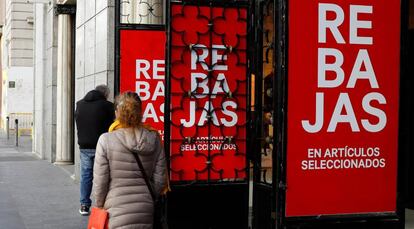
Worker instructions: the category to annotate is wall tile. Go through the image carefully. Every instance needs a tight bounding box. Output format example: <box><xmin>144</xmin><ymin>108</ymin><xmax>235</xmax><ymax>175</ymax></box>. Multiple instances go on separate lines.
<box><xmin>84</xmin><ymin>75</ymin><xmax>95</xmax><ymax>92</ymax></box>
<box><xmin>96</xmin><ymin>0</ymin><xmax>106</xmax><ymax>13</ymax></box>
<box><xmin>95</xmin><ymin>40</ymin><xmax>108</xmax><ymax>73</ymax></box>
<box><xmin>95</xmin><ymin>8</ymin><xmax>108</xmax><ymax>44</ymax></box>
<box><xmin>76</xmin><ymin>0</ymin><xmax>85</xmax><ymax>28</ymax></box>
<box><xmin>75</xmin><ymin>25</ymin><xmax>85</xmax><ymax>79</ymax></box>
<box><xmin>85</xmin><ymin>0</ymin><xmax>96</xmax><ymax>22</ymax></box>
<box><xmin>95</xmin><ymin>71</ymin><xmax>107</xmax><ymax>86</ymax></box>
<box><xmin>75</xmin><ymin>78</ymin><xmax>85</xmax><ymax>102</ymax></box>
<box><xmin>84</xmin><ymin>18</ymin><xmax>96</xmax><ymax>77</ymax></box>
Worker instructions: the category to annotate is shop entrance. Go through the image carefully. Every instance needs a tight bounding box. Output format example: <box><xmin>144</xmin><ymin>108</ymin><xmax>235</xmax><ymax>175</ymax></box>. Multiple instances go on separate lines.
<box><xmin>165</xmin><ymin>2</ymin><xmax>251</xmax><ymax>228</ymax></box>
<box><xmin>115</xmin><ymin>0</ymin><xmax>407</xmax><ymax>228</ymax></box>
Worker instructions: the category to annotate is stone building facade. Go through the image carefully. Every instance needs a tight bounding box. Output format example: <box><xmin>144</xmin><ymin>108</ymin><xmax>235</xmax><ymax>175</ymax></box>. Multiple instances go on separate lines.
<box><xmin>1</xmin><ymin>0</ymin><xmax>34</xmax><ymax>130</ymax></box>
<box><xmin>33</xmin><ymin>1</ymin><xmax>58</xmax><ymax>162</ymax></box>
<box><xmin>32</xmin><ymin>0</ymin><xmax>115</xmax><ymax>179</ymax></box>
<box><xmin>73</xmin><ymin>0</ymin><xmax>115</xmax><ymax>178</ymax></box>
<box><xmin>31</xmin><ymin>0</ymin><xmax>167</xmax><ymax>180</ymax></box>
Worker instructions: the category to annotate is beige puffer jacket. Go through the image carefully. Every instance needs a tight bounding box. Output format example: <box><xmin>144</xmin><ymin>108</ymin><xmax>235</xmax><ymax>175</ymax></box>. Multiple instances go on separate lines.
<box><xmin>93</xmin><ymin>127</ymin><xmax>166</xmax><ymax>229</ymax></box>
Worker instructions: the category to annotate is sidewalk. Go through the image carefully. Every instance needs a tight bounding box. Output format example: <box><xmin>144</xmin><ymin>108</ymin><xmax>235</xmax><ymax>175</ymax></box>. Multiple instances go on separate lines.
<box><xmin>0</xmin><ymin>133</ymin><xmax>88</xmax><ymax>229</ymax></box>
<box><xmin>0</xmin><ymin>131</ymin><xmax>413</xmax><ymax>229</ymax></box>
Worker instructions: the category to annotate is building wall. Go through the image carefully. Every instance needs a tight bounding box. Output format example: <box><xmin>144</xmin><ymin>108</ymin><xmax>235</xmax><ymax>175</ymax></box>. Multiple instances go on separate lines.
<box><xmin>4</xmin><ymin>0</ymin><xmax>34</xmax><ymax>67</ymax></box>
<box><xmin>74</xmin><ymin>0</ymin><xmax>115</xmax><ymax>179</ymax></box>
<box><xmin>75</xmin><ymin>0</ymin><xmax>115</xmax><ymax>99</ymax></box>
<box><xmin>0</xmin><ymin>0</ymin><xmax>4</xmax><ymax>120</ymax></box>
<box><xmin>1</xmin><ymin>0</ymin><xmax>34</xmax><ymax>130</ymax></box>
<box><xmin>32</xmin><ymin>0</ymin><xmax>115</xmax><ymax>175</ymax></box>
<box><xmin>2</xmin><ymin>67</ymin><xmax>33</xmax><ymax>112</ymax></box>
<box><xmin>33</xmin><ymin>2</ymin><xmax>57</xmax><ymax>161</ymax></box>
<box><xmin>0</xmin><ymin>40</ymin><xmax>2</xmax><ymax>120</ymax></box>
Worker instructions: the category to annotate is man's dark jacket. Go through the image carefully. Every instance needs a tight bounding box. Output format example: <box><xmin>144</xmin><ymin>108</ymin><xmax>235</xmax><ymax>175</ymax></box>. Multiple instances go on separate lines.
<box><xmin>75</xmin><ymin>90</ymin><xmax>115</xmax><ymax>149</ymax></box>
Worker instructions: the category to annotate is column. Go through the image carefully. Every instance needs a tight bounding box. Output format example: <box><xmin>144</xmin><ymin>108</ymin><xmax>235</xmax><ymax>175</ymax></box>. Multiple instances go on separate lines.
<box><xmin>55</xmin><ymin>13</ymin><xmax>73</xmax><ymax>165</ymax></box>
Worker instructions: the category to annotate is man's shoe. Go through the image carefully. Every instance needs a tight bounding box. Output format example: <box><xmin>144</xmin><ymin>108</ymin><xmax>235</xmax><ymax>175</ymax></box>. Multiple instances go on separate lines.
<box><xmin>79</xmin><ymin>205</ymin><xmax>90</xmax><ymax>216</ymax></box>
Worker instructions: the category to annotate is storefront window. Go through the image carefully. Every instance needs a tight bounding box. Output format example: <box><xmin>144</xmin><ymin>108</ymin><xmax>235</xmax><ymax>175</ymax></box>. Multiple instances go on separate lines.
<box><xmin>120</xmin><ymin>0</ymin><xmax>164</xmax><ymax>25</ymax></box>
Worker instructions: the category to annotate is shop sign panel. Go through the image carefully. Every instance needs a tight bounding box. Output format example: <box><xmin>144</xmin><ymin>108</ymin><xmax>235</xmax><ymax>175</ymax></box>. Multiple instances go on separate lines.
<box><xmin>170</xmin><ymin>4</ymin><xmax>248</xmax><ymax>182</ymax></box>
<box><xmin>287</xmin><ymin>0</ymin><xmax>401</xmax><ymax>216</ymax></box>
<box><xmin>120</xmin><ymin>30</ymin><xmax>166</xmax><ymax>140</ymax></box>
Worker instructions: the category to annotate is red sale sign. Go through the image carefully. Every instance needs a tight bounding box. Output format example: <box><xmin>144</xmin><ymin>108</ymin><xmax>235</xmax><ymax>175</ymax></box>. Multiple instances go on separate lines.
<box><xmin>286</xmin><ymin>0</ymin><xmax>401</xmax><ymax>216</ymax></box>
<box><xmin>169</xmin><ymin>4</ymin><xmax>248</xmax><ymax>182</ymax></box>
<box><xmin>120</xmin><ymin>30</ymin><xmax>166</xmax><ymax>140</ymax></box>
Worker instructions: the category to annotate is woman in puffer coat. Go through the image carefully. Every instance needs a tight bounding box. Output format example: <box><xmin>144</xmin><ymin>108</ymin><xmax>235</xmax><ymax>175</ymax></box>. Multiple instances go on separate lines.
<box><xmin>93</xmin><ymin>92</ymin><xmax>167</xmax><ymax>229</ymax></box>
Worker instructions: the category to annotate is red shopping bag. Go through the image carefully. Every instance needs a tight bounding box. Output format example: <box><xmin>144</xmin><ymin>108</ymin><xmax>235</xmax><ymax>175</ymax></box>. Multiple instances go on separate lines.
<box><xmin>87</xmin><ymin>207</ymin><xmax>108</xmax><ymax>229</ymax></box>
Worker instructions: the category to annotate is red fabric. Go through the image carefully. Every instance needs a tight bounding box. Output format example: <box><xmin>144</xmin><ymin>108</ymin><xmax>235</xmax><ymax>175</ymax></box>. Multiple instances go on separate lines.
<box><xmin>87</xmin><ymin>207</ymin><xmax>108</xmax><ymax>229</ymax></box>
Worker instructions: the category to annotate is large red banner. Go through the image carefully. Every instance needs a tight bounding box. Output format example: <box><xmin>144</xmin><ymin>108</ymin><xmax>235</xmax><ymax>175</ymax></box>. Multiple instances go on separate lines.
<box><xmin>286</xmin><ymin>0</ymin><xmax>401</xmax><ymax>216</ymax></box>
<box><xmin>120</xmin><ymin>30</ymin><xmax>166</xmax><ymax>140</ymax></box>
<box><xmin>169</xmin><ymin>4</ymin><xmax>248</xmax><ymax>182</ymax></box>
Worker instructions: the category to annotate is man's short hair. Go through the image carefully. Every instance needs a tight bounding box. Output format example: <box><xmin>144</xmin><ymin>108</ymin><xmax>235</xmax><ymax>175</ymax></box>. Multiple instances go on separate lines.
<box><xmin>95</xmin><ymin>85</ymin><xmax>110</xmax><ymax>99</ymax></box>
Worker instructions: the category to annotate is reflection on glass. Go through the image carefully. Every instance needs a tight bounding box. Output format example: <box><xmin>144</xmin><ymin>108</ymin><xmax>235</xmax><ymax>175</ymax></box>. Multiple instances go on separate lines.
<box><xmin>260</xmin><ymin>1</ymin><xmax>274</xmax><ymax>184</ymax></box>
<box><xmin>120</xmin><ymin>0</ymin><xmax>164</xmax><ymax>24</ymax></box>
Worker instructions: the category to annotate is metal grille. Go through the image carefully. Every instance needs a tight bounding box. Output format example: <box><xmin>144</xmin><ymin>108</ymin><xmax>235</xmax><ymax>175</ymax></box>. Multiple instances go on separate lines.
<box><xmin>168</xmin><ymin>2</ymin><xmax>250</xmax><ymax>183</ymax></box>
<box><xmin>120</xmin><ymin>0</ymin><xmax>164</xmax><ymax>24</ymax></box>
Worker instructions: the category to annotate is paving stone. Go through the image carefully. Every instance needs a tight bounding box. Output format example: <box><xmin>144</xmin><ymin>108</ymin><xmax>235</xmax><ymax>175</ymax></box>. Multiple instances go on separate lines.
<box><xmin>0</xmin><ymin>133</ymin><xmax>88</xmax><ymax>229</ymax></box>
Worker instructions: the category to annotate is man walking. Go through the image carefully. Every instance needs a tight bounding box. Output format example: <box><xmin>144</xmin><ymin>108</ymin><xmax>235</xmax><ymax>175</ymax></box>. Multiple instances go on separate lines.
<box><xmin>75</xmin><ymin>85</ymin><xmax>115</xmax><ymax>215</ymax></box>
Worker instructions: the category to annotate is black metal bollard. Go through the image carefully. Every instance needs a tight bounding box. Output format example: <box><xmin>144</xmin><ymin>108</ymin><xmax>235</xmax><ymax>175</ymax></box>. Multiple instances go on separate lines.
<box><xmin>15</xmin><ymin>119</ymin><xmax>18</xmax><ymax>147</ymax></box>
<box><xmin>6</xmin><ymin>116</ymin><xmax>9</xmax><ymax>140</ymax></box>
